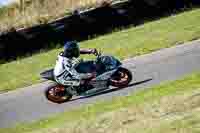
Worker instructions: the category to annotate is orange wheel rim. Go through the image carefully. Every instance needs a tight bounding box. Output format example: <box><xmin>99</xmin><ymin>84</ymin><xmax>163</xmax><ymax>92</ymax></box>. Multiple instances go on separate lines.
<box><xmin>47</xmin><ymin>86</ymin><xmax>69</xmax><ymax>102</ymax></box>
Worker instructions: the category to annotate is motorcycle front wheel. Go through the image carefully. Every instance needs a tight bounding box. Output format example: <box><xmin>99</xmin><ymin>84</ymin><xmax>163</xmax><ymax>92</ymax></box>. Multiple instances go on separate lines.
<box><xmin>110</xmin><ymin>67</ymin><xmax>132</xmax><ymax>88</ymax></box>
<box><xmin>45</xmin><ymin>83</ymin><xmax>72</xmax><ymax>104</ymax></box>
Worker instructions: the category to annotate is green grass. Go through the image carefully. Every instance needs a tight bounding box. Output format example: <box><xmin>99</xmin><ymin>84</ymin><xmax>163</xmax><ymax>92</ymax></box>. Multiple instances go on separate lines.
<box><xmin>1</xmin><ymin>8</ymin><xmax>200</xmax><ymax>92</ymax></box>
<box><xmin>1</xmin><ymin>71</ymin><xmax>200</xmax><ymax>133</ymax></box>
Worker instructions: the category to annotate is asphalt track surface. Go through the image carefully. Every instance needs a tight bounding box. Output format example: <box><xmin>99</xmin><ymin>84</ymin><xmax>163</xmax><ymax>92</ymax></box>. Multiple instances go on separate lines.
<box><xmin>0</xmin><ymin>40</ymin><xmax>200</xmax><ymax>128</ymax></box>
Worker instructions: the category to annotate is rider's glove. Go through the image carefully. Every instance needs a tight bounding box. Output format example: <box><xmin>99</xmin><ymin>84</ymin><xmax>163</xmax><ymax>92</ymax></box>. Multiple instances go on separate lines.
<box><xmin>92</xmin><ymin>49</ymin><xmax>98</xmax><ymax>56</ymax></box>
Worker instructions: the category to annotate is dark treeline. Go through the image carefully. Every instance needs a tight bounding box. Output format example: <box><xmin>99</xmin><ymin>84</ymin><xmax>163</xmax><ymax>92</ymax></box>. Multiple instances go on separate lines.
<box><xmin>0</xmin><ymin>0</ymin><xmax>199</xmax><ymax>63</ymax></box>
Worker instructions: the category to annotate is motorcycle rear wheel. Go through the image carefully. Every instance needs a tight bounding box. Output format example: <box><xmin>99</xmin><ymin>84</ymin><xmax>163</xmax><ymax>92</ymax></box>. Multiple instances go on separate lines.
<box><xmin>45</xmin><ymin>83</ymin><xmax>72</xmax><ymax>104</ymax></box>
<box><xmin>110</xmin><ymin>67</ymin><xmax>132</xmax><ymax>88</ymax></box>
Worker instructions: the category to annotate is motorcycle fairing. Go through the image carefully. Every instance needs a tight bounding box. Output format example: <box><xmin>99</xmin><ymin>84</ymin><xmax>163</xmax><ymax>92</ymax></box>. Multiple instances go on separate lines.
<box><xmin>97</xmin><ymin>56</ymin><xmax>122</xmax><ymax>71</ymax></box>
<box><xmin>95</xmin><ymin>69</ymin><xmax>118</xmax><ymax>81</ymax></box>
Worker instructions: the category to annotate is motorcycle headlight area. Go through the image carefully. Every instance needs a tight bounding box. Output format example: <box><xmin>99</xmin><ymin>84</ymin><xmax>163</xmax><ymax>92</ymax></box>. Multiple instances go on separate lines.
<box><xmin>99</xmin><ymin>56</ymin><xmax>118</xmax><ymax>70</ymax></box>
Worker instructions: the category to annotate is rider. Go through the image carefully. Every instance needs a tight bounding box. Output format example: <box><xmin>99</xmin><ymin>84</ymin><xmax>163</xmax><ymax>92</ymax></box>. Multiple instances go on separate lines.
<box><xmin>54</xmin><ymin>41</ymin><xmax>98</xmax><ymax>89</ymax></box>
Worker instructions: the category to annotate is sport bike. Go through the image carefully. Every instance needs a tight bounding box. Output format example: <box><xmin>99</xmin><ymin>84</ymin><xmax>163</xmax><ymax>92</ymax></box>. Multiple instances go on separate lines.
<box><xmin>40</xmin><ymin>51</ymin><xmax>132</xmax><ymax>103</ymax></box>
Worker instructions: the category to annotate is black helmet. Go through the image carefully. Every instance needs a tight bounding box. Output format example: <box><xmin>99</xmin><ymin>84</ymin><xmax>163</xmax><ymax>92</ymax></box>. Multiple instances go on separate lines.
<box><xmin>63</xmin><ymin>41</ymin><xmax>80</xmax><ymax>58</ymax></box>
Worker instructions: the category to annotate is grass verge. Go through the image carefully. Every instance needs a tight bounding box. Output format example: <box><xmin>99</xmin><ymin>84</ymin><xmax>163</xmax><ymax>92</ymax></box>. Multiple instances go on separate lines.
<box><xmin>1</xmin><ymin>72</ymin><xmax>200</xmax><ymax>133</ymax></box>
<box><xmin>0</xmin><ymin>8</ymin><xmax>200</xmax><ymax>92</ymax></box>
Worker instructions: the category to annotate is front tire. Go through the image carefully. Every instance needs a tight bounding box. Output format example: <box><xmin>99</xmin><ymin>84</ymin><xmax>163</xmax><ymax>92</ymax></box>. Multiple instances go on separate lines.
<box><xmin>110</xmin><ymin>67</ymin><xmax>132</xmax><ymax>88</ymax></box>
<box><xmin>45</xmin><ymin>83</ymin><xmax>72</xmax><ymax>104</ymax></box>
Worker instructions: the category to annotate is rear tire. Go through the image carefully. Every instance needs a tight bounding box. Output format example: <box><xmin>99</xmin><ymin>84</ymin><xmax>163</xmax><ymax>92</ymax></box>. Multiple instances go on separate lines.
<box><xmin>45</xmin><ymin>83</ymin><xmax>72</xmax><ymax>104</ymax></box>
<box><xmin>110</xmin><ymin>67</ymin><xmax>132</xmax><ymax>88</ymax></box>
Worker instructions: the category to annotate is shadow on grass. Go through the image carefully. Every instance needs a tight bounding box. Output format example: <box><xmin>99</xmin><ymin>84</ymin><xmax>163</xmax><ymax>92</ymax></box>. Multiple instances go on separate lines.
<box><xmin>70</xmin><ymin>78</ymin><xmax>153</xmax><ymax>102</ymax></box>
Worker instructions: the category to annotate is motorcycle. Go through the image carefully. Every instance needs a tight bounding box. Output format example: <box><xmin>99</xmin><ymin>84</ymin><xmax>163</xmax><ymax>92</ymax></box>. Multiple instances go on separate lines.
<box><xmin>40</xmin><ymin>51</ymin><xmax>132</xmax><ymax>103</ymax></box>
